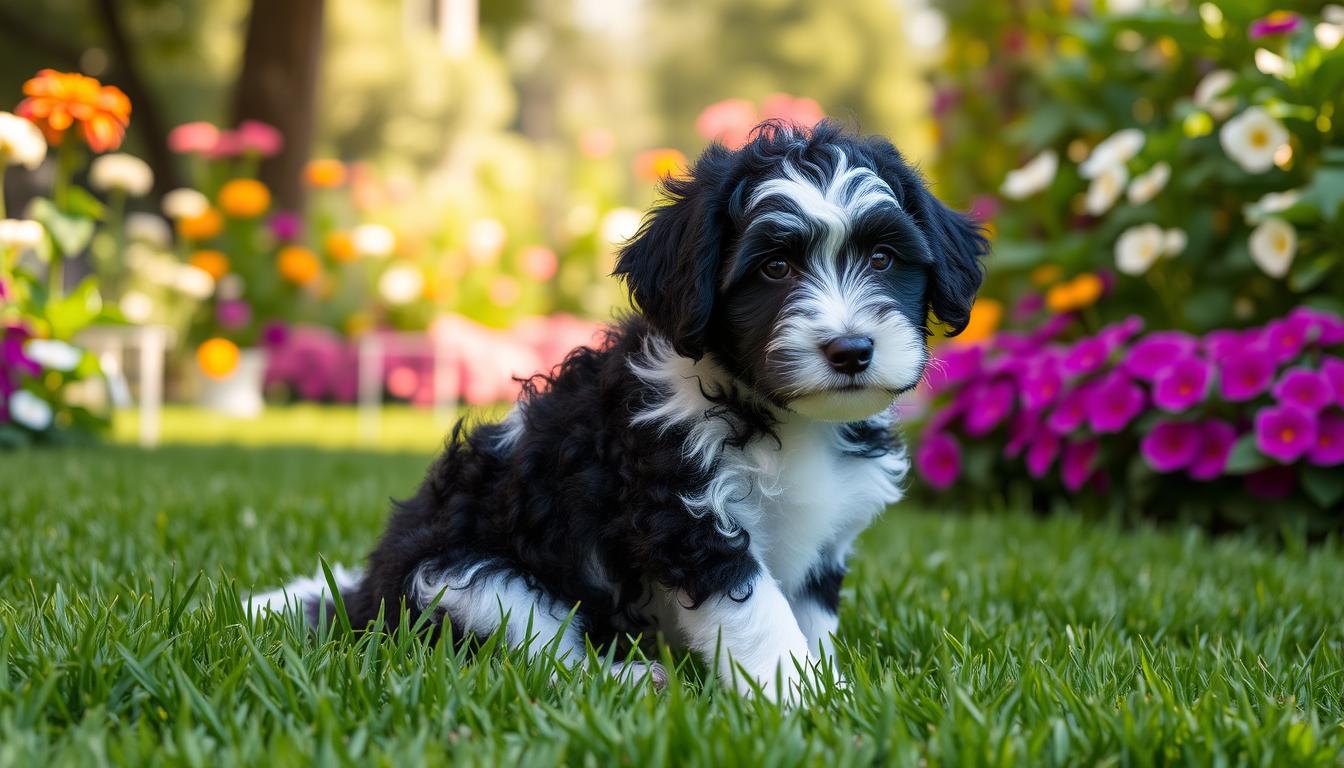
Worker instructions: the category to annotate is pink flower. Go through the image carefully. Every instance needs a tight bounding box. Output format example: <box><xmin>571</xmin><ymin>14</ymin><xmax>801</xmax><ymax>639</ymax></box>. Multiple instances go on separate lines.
<box><xmin>268</xmin><ymin>211</ymin><xmax>302</xmax><ymax>242</ymax></box>
<box><xmin>1061</xmin><ymin>439</ymin><xmax>1099</xmax><ymax>491</ymax></box>
<box><xmin>1188</xmin><ymin>420</ymin><xmax>1238</xmax><ymax>480</ymax></box>
<box><xmin>1203</xmin><ymin>329</ymin><xmax>1259</xmax><ymax>361</ymax></box>
<box><xmin>519</xmin><ymin>246</ymin><xmax>558</xmax><ymax>281</ymax></box>
<box><xmin>1245</xmin><ymin>466</ymin><xmax>1296</xmax><ymax>499</ymax></box>
<box><xmin>968</xmin><ymin>195</ymin><xmax>999</xmax><ymax>223</ymax></box>
<box><xmin>1288</xmin><ymin>306</ymin><xmax>1344</xmax><ymax>346</ymax></box>
<box><xmin>694</xmin><ymin>99</ymin><xmax>759</xmax><ymax>149</ymax></box>
<box><xmin>1021</xmin><ymin>361</ymin><xmax>1063</xmax><ymax>410</ymax></box>
<box><xmin>1003</xmin><ymin>408</ymin><xmax>1040</xmax><ymax>458</ymax></box>
<box><xmin>1141</xmin><ymin>421</ymin><xmax>1202</xmax><ymax>473</ymax></box>
<box><xmin>168</xmin><ymin>121</ymin><xmax>220</xmax><ymax>154</ymax></box>
<box><xmin>1061</xmin><ymin>337</ymin><xmax>1108</xmax><ymax>377</ymax></box>
<box><xmin>207</xmin><ymin>130</ymin><xmax>242</xmax><ymax>159</ymax></box>
<box><xmin>1025</xmin><ymin>429</ymin><xmax>1060</xmax><ymax>478</ymax></box>
<box><xmin>1264</xmin><ymin>316</ymin><xmax>1311</xmax><ymax>364</ymax></box>
<box><xmin>1322</xmin><ymin>357</ymin><xmax>1344</xmax><ymax>408</ymax></box>
<box><xmin>1272</xmin><ymin>368</ymin><xmax>1333</xmax><ymax>412</ymax></box>
<box><xmin>760</xmin><ymin>93</ymin><xmax>825</xmax><ymax>130</ymax></box>
<box><xmin>1308</xmin><ymin>411</ymin><xmax>1344</xmax><ymax>466</ymax></box>
<box><xmin>216</xmin><ymin>300</ymin><xmax>252</xmax><ymax>330</ymax></box>
<box><xmin>1123</xmin><ymin>331</ymin><xmax>1198</xmax><ymax>381</ymax></box>
<box><xmin>963</xmin><ymin>379</ymin><xmax>1015</xmax><ymax>436</ymax></box>
<box><xmin>916</xmin><ymin>433</ymin><xmax>961</xmax><ymax>490</ymax></box>
<box><xmin>925</xmin><ymin>345</ymin><xmax>983</xmax><ymax>393</ymax></box>
<box><xmin>1249</xmin><ymin>11</ymin><xmax>1302</xmax><ymax>39</ymax></box>
<box><xmin>1254</xmin><ymin>404</ymin><xmax>1317</xmax><ymax>463</ymax></box>
<box><xmin>1047</xmin><ymin>383</ymin><xmax>1091</xmax><ymax>434</ymax></box>
<box><xmin>1087</xmin><ymin>373</ymin><xmax>1145</xmax><ymax>433</ymax></box>
<box><xmin>1218</xmin><ymin>350</ymin><xmax>1275</xmax><ymax>402</ymax></box>
<box><xmin>1152</xmin><ymin>356</ymin><xmax>1211</xmax><ymax>412</ymax></box>
<box><xmin>1096</xmin><ymin>315</ymin><xmax>1144</xmax><ymax>351</ymax></box>
<box><xmin>237</xmin><ymin>120</ymin><xmax>283</xmax><ymax>157</ymax></box>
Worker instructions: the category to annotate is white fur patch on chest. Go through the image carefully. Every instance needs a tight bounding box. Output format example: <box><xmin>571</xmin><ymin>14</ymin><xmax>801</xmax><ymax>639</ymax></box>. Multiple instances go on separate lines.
<box><xmin>629</xmin><ymin>335</ymin><xmax>907</xmax><ymax>592</ymax></box>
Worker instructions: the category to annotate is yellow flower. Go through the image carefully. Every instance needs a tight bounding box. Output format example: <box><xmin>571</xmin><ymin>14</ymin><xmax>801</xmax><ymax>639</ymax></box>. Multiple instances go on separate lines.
<box><xmin>1045</xmin><ymin>274</ymin><xmax>1104</xmax><ymax>313</ymax></box>
<box><xmin>1030</xmin><ymin>264</ymin><xmax>1062</xmax><ymax>287</ymax></box>
<box><xmin>218</xmin><ymin>178</ymin><xmax>271</xmax><ymax>218</ymax></box>
<box><xmin>324</xmin><ymin>230</ymin><xmax>357</xmax><ymax>263</ymax></box>
<box><xmin>189</xmin><ymin>249</ymin><xmax>230</xmax><ymax>280</ymax></box>
<box><xmin>177</xmin><ymin>207</ymin><xmax>223</xmax><ymax>241</ymax></box>
<box><xmin>304</xmin><ymin>159</ymin><xmax>347</xmax><ymax>188</ymax></box>
<box><xmin>277</xmin><ymin>244</ymin><xmax>321</xmax><ymax>285</ymax></box>
<box><xmin>197</xmin><ymin>338</ymin><xmax>240</xmax><ymax>379</ymax></box>
<box><xmin>634</xmin><ymin>148</ymin><xmax>687</xmax><ymax>181</ymax></box>
<box><xmin>953</xmin><ymin>299</ymin><xmax>1003</xmax><ymax>345</ymax></box>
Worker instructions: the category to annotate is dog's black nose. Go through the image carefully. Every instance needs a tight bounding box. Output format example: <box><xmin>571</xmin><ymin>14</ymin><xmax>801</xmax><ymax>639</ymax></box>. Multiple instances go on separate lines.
<box><xmin>822</xmin><ymin>336</ymin><xmax>873</xmax><ymax>375</ymax></box>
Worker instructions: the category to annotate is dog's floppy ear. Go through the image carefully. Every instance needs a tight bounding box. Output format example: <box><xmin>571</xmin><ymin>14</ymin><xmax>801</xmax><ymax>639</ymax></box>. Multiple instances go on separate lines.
<box><xmin>868</xmin><ymin>140</ymin><xmax>989</xmax><ymax>336</ymax></box>
<box><xmin>613</xmin><ymin>145</ymin><xmax>733</xmax><ymax>359</ymax></box>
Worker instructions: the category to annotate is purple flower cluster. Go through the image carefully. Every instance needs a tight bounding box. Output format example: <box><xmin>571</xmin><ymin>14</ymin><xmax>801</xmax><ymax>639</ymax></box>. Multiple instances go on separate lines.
<box><xmin>1</xmin><ymin>323</ymin><xmax>40</xmax><ymax>424</ymax></box>
<box><xmin>916</xmin><ymin>307</ymin><xmax>1344</xmax><ymax>503</ymax></box>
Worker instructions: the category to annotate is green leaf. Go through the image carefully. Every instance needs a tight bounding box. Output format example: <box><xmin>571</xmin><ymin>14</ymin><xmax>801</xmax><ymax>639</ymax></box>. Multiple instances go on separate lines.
<box><xmin>1288</xmin><ymin>254</ymin><xmax>1337</xmax><ymax>293</ymax></box>
<box><xmin>1223</xmin><ymin>435</ymin><xmax>1269</xmax><ymax>475</ymax></box>
<box><xmin>1301</xmin><ymin>466</ymin><xmax>1344</xmax><ymax>509</ymax></box>
<box><xmin>44</xmin><ymin>277</ymin><xmax>103</xmax><ymax>340</ymax></box>
<box><xmin>1299</xmin><ymin>166</ymin><xmax>1344</xmax><ymax>223</ymax></box>
<box><xmin>63</xmin><ymin>186</ymin><xmax>105</xmax><ymax>220</ymax></box>
<box><xmin>29</xmin><ymin>198</ymin><xmax>96</xmax><ymax>258</ymax></box>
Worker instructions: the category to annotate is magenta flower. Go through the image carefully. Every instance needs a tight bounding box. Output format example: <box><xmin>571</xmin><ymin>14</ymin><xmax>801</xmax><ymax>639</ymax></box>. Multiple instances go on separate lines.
<box><xmin>1254</xmin><ymin>404</ymin><xmax>1317</xmax><ymax>463</ymax></box>
<box><xmin>237</xmin><ymin>120</ymin><xmax>284</xmax><ymax>157</ymax></box>
<box><xmin>1047</xmin><ymin>383</ymin><xmax>1091</xmax><ymax>434</ymax></box>
<box><xmin>964</xmin><ymin>380</ymin><xmax>1016</xmax><ymax>436</ymax></box>
<box><xmin>1188</xmin><ymin>420</ymin><xmax>1238</xmax><ymax>480</ymax></box>
<box><xmin>1309</xmin><ymin>411</ymin><xmax>1344</xmax><ymax>466</ymax></box>
<box><xmin>1096</xmin><ymin>315</ymin><xmax>1144</xmax><ymax>351</ymax></box>
<box><xmin>1245</xmin><ymin>466</ymin><xmax>1296</xmax><ymax>500</ymax></box>
<box><xmin>1123</xmin><ymin>331</ymin><xmax>1198</xmax><ymax>381</ymax></box>
<box><xmin>1203</xmin><ymin>329</ymin><xmax>1250</xmax><ymax>361</ymax></box>
<box><xmin>1152</xmin><ymin>356</ymin><xmax>1211</xmax><ymax>412</ymax></box>
<box><xmin>261</xmin><ymin>321</ymin><xmax>290</xmax><ymax>347</ymax></box>
<box><xmin>1025</xmin><ymin>429</ymin><xmax>1061</xmax><ymax>478</ymax></box>
<box><xmin>1249</xmin><ymin>11</ymin><xmax>1302</xmax><ymax>39</ymax></box>
<box><xmin>1141</xmin><ymin>421</ymin><xmax>1202</xmax><ymax>473</ymax></box>
<box><xmin>1021</xmin><ymin>362</ymin><xmax>1063</xmax><ymax>410</ymax></box>
<box><xmin>1087</xmin><ymin>373</ymin><xmax>1145</xmax><ymax>434</ymax></box>
<box><xmin>1218</xmin><ymin>350</ymin><xmax>1275</xmax><ymax>402</ymax></box>
<box><xmin>916</xmin><ymin>433</ymin><xmax>961</xmax><ymax>490</ymax></box>
<box><xmin>1264</xmin><ymin>316</ymin><xmax>1311</xmax><ymax>364</ymax></box>
<box><xmin>1323</xmin><ymin>357</ymin><xmax>1344</xmax><ymax>408</ymax></box>
<box><xmin>1061</xmin><ymin>337</ymin><xmax>1108</xmax><ymax>377</ymax></box>
<box><xmin>269</xmin><ymin>211</ymin><xmax>302</xmax><ymax>242</ymax></box>
<box><xmin>1272</xmin><ymin>368</ymin><xmax>1333</xmax><ymax>412</ymax></box>
<box><xmin>1003</xmin><ymin>408</ymin><xmax>1040</xmax><ymax>458</ymax></box>
<box><xmin>216</xmin><ymin>300</ymin><xmax>252</xmax><ymax>330</ymax></box>
<box><xmin>1287</xmin><ymin>306</ymin><xmax>1344</xmax><ymax>346</ymax></box>
<box><xmin>1060</xmin><ymin>439</ymin><xmax>1099</xmax><ymax>492</ymax></box>
<box><xmin>925</xmin><ymin>345</ymin><xmax>983</xmax><ymax>393</ymax></box>
<box><xmin>968</xmin><ymin>195</ymin><xmax>999</xmax><ymax>223</ymax></box>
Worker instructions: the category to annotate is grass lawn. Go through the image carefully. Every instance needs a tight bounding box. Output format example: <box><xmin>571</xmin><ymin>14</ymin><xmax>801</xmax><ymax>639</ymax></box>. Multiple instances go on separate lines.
<box><xmin>3</xmin><ymin>415</ymin><xmax>1344</xmax><ymax>765</ymax></box>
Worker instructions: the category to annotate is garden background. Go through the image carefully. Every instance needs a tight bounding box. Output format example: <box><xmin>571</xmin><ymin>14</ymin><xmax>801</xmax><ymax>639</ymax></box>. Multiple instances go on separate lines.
<box><xmin>3</xmin><ymin>0</ymin><xmax>1344</xmax><ymax>764</ymax></box>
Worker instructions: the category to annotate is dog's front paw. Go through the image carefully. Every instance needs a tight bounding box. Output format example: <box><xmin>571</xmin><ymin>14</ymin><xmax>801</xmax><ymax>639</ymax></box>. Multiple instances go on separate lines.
<box><xmin>734</xmin><ymin>654</ymin><xmax>820</xmax><ymax>705</ymax></box>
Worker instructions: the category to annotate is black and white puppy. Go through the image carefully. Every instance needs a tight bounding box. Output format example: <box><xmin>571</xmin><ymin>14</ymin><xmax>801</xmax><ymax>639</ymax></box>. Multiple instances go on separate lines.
<box><xmin>251</xmin><ymin>121</ymin><xmax>986</xmax><ymax>699</ymax></box>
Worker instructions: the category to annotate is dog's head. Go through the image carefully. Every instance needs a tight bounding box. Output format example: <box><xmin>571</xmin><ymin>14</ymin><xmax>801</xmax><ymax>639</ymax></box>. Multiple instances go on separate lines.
<box><xmin>615</xmin><ymin>121</ymin><xmax>988</xmax><ymax>422</ymax></box>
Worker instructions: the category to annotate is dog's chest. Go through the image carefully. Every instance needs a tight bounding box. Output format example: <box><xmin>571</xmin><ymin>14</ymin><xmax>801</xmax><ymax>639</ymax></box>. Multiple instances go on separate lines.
<box><xmin>724</xmin><ymin>419</ymin><xmax>904</xmax><ymax>593</ymax></box>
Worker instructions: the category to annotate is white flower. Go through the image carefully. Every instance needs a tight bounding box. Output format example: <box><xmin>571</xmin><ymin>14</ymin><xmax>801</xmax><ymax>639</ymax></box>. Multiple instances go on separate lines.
<box><xmin>89</xmin><ymin>153</ymin><xmax>154</xmax><ymax>196</ymax></box>
<box><xmin>601</xmin><ymin>207</ymin><xmax>643</xmax><ymax>245</ymax></box>
<box><xmin>1325</xmin><ymin>4</ymin><xmax>1344</xmax><ymax>25</ymax></box>
<box><xmin>161</xmin><ymin>188</ymin><xmax>209</xmax><ymax>220</ymax></box>
<box><xmin>0</xmin><ymin>112</ymin><xmax>46</xmax><ymax>170</ymax></box>
<box><xmin>1126</xmin><ymin>162</ymin><xmax>1170</xmax><ymax>205</ymax></box>
<box><xmin>119</xmin><ymin>291</ymin><xmax>154</xmax><ymax>323</ymax></box>
<box><xmin>1316</xmin><ymin>22</ymin><xmax>1344</xmax><ymax>49</ymax></box>
<box><xmin>1193</xmin><ymin>70</ymin><xmax>1237</xmax><ymax>120</ymax></box>
<box><xmin>173</xmin><ymin>264</ymin><xmax>215</xmax><ymax>299</ymax></box>
<box><xmin>1114</xmin><ymin>224</ymin><xmax>1165</xmax><ymax>275</ymax></box>
<box><xmin>378</xmin><ymin>263</ymin><xmax>424</xmax><ymax>305</ymax></box>
<box><xmin>1080</xmin><ymin>129</ymin><xmax>1145</xmax><ymax>179</ymax></box>
<box><xmin>24</xmin><ymin>339</ymin><xmax>83</xmax><ymax>371</ymax></box>
<box><xmin>352</xmin><ymin>224</ymin><xmax>395</xmax><ymax>258</ymax></box>
<box><xmin>1248</xmin><ymin>218</ymin><xmax>1296</xmax><ymax>278</ymax></box>
<box><xmin>1254</xmin><ymin>48</ymin><xmax>1288</xmax><ymax>77</ymax></box>
<box><xmin>8</xmin><ymin>390</ymin><xmax>53</xmax><ymax>431</ymax></box>
<box><xmin>1000</xmin><ymin>150</ymin><xmax>1059</xmax><ymax>199</ymax></box>
<box><xmin>0</xmin><ymin>218</ymin><xmax>44</xmax><ymax>250</ymax></box>
<box><xmin>126</xmin><ymin>213</ymin><xmax>171</xmax><ymax>247</ymax></box>
<box><xmin>1220</xmin><ymin>107</ymin><xmax>1289</xmax><ymax>173</ymax></box>
<box><xmin>1162</xmin><ymin>228</ymin><xmax>1187</xmax><ymax>257</ymax></box>
<box><xmin>466</xmin><ymin>218</ymin><xmax>507</xmax><ymax>264</ymax></box>
<box><xmin>1242</xmin><ymin>189</ymin><xmax>1301</xmax><ymax>224</ymax></box>
<box><xmin>1107</xmin><ymin>0</ymin><xmax>1146</xmax><ymax>15</ymax></box>
<box><xmin>1085</xmin><ymin>164</ymin><xmax>1128</xmax><ymax>215</ymax></box>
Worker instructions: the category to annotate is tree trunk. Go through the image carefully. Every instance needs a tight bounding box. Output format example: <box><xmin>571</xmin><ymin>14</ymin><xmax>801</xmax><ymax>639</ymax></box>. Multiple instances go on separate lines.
<box><xmin>231</xmin><ymin>0</ymin><xmax>325</xmax><ymax>213</ymax></box>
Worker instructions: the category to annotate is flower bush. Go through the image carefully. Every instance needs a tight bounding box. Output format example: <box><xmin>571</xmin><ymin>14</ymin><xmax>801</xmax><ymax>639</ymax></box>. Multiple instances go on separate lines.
<box><xmin>933</xmin><ymin>2</ymin><xmax>1344</xmax><ymax>332</ymax></box>
<box><xmin>916</xmin><ymin>306</ymin><xmax>1344</xmax><ymax>527</ymax></box>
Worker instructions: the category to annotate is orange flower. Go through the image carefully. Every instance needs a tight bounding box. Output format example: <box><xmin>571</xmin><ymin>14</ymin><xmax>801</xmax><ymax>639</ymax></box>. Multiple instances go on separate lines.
<box><xmin>1030</xmin><ymin>264</ymin><xmax>1063</xmax><ymax>287</ymax></box>
<box><xmin>277</xmin><ymin>245</ymin><xmax>321</xmax><ymax>285</ymax></box>
<box><xmin>197</xmin><ymin>338</ymin><xmax>240</xmax><ymax>379</ymax></box>
<box><xmin>1045</xmin><ymin>273</ymin><xmax>1105</xmax><ymax>313</ymax></box>
<box><xmin>15</xmin><ymin>69</ymin><xmax>131</xmax><ymax>152</ymax></box>
<box><xmin>324</xmin><ymin>230</ymin><xmax>357</xmax><ymax>262</ymax></box>
<box><xmin>177</xmin><ymin>207</ymin><xmax>223</xmax><ymax>241</ymax></box>
<box><xmin>305</xmin><ymin>159</ymin><xmax>347</xmax><ymax>188</ymax></box>
<box><xmin>634</xmin><ymin>148</ymin><xmax>688</xmax><ymax>181</ymax></box>
<box><xmin>218</xmin><ymin>178</ymin><xmax>271</xmax><ymax>218</ymax></box>
<box><xmin>189</xmin><ymin>249</ymin><xmax>230</xmax><ymax>280</ymax></box>
<box><xmin>953</xmin><ymin>298</ymin><xmax>1003</xmax><ymax>345</ymax></box>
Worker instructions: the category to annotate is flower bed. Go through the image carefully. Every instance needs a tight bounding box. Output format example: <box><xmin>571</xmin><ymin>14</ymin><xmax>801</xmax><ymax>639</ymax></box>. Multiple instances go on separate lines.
<box><xmin>916</xmin><ymin>307</ymin><xmax>1344</xmax><ymax>527</ymax></box>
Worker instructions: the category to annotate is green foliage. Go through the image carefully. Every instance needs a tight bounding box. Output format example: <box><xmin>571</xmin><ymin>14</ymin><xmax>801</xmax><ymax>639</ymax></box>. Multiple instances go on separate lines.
<box><xmin>2</xmin><ymin>441</ymin><xmax>1344</xmax><ymax>763</ymax></box>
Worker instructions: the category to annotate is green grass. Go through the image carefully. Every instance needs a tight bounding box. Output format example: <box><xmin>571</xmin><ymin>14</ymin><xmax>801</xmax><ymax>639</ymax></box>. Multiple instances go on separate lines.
<box><xmin>3</xmin><ymin>437</ymin><xmax>1344</xmax><ymax>765</ymax></box>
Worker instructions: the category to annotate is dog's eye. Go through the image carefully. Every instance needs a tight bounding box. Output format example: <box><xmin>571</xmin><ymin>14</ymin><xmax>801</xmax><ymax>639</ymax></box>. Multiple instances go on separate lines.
<box><xmin>869</xmin><ymin>247</ymin><xmax>895</xmax><ymax>272</ymax></box>
<box><xmin>761</xmin><ymin>258</ymin><xmax>793</xmax><ymax>281</ymax></box>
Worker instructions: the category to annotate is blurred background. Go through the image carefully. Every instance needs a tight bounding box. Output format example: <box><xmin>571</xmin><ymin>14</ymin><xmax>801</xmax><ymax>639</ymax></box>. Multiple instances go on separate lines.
<box><xmin>2</xmin><ymin>0</ymin><xmax>1342</xmax><ymax>520</ymax></box>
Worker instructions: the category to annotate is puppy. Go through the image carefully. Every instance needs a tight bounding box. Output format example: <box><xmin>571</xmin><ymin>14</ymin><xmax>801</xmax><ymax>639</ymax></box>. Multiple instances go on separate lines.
<box><xmin>251</xmin><ymin>121</ymin><xmax>986</xmax><ymax>700</ymax></box>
